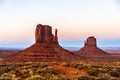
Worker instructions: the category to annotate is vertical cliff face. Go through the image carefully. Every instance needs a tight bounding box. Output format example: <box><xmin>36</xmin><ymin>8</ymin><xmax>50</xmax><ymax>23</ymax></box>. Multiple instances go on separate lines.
<box><xmin>35</xmin><ymin>24</ymin><xmax>58</xmax><ymax>44</ymax></box>
<box><xmin>85</xmin><ymin>36</ymin><xmax>97</xmax><ymax>47</ymax></box>
<box><xmin>77</xmin><ymin>36</ymin><xmax>109</xmax><ymax>56</ymax></box>
<box><xmin>7</xmin><ymin>24</ymin><xmax>78</xmax><ymax>62</ymax></box>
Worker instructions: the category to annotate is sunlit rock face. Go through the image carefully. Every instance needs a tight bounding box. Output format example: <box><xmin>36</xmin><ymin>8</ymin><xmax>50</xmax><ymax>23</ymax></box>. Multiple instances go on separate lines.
<box><xmin>35</xmin><ymin>24</ymin><xmax>58</xmax><ymax>44</ymax></box>
<box><xmin>85</xmin><ymin>36</ymin><xmax>96</xmax><ymax>47</ymax></box>
<box><xmin>76</xmin><ymin>36</ymin><xmax>110</xmax><ymax>56</ymax></box>
<box><xmin>7</xmin><ymin>24</ymin><xmax>79</xmax><ymax>62</ymax></box>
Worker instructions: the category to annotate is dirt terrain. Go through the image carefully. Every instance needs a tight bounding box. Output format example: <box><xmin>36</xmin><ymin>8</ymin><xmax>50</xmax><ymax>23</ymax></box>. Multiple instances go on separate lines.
<box><xmin>0</xmin><ymin>50</ymin><xmax>20</xmax><ymax>57</ymax></box>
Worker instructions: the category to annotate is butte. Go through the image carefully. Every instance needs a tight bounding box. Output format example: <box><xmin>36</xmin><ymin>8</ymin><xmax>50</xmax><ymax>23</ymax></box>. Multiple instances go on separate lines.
<box><xmin>6</xmin><ymin>24</ymin><xmax>79</xmax><ymax>62</ymax></box>
<box><xmin>76</xmin><ymin>36</ymin><xmax>110</xmax><ymax>57</ymax></box>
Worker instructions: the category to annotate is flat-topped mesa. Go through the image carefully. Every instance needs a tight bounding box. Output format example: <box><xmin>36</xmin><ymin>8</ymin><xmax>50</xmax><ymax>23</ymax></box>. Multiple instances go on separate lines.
<box><xmin>85</xmin><ymin>36</ymin><xmax>97</xmax><ymax>47</ymax></box>
<box><xmin>35</xmin><ymin>24</ymin><xmax>58</xmax><ymax>44</ymax></box>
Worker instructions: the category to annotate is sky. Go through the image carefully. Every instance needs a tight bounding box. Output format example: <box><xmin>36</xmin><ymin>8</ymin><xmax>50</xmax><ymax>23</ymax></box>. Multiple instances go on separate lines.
<box><xmin>0</xmin><ymin>0</ymin><xmax>120</xmax><ymax>49</ymax></box>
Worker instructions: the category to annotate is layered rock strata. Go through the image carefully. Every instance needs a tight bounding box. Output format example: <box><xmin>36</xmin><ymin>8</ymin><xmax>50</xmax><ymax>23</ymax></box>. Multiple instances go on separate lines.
<box><xmin>7</xmin><ymin>24</ymin><xmax>78</xmax><ymax>62</ymax></box>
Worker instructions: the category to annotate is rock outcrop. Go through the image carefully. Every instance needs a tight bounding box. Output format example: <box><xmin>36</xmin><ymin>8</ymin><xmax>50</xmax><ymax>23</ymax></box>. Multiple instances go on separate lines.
<box><xmin>7</xmin><ymin>24</ymin><xmax>78</xmax><ymax>62</ymax></box>
<box><xmin>76</xmin><ymin>36</ymin><xmax>110</xmax><ymax>56</ymax></box>
<box><xmin>85</xmin><ymin>36</ymin><xmax>97</xmax><ymax>47</ymax></box>
<box><xmin>35</xmin><ymin>24</ymin><xmax>58</xmax><ymax>44</ymax></box>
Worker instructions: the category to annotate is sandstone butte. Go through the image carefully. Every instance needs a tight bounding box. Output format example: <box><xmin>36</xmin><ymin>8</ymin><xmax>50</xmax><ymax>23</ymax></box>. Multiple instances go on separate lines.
<box><xmin>6</xmin><ymin>24</ymin><xmax>79</xmax><ymax>62</ymax></box>
<box><xmin>76</xmin><ymin>36</ymin><xmax>110</xmax><ymax>56</ymax></box>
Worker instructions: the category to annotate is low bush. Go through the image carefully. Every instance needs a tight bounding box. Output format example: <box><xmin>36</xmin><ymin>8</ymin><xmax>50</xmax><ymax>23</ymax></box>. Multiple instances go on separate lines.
<box><xmin>96</xmin><ymin>77</ymin><xmax>109</xmax><ymax>80</ymax></box>
<box><xmin>39</xmin><ymin>63</ymin><xmax>48</xmax><ymax>68</ymax></box>
<box><xmin>42</xmin><ymin>67</ymin><xmax>58</xmax><ymax>75</ymax></box>
<box><xmin>77</xmin><ymin>76</ymin><xmax>95</xmax><ymax>80</ymax></box>
<box><xmin>26</xmin><ymin>75</ymin><xmax>44</xmax><ymax>80</ymax></box>
<box><xmin>20</xmin><ymin>73</ymin><xmax>31</xmax><ymax>79</ymax></box>
<box><xmin>109</xmin><ymin>70</ymin><xmax>120</xmax><ymax>77</ymax></box>
<box><xmin>87</xmin><ymin>69</ymin><xmax>99</xmax><ymax>76</ymax></box>
<box><xmin>61</xmin><ymin>63</ymin><xmax>70</xmax><ymax>67</ymax></box>
<box><xmin>70</xmin><ymin>63</ymin><xmax>87</xmax><ymax>70</ymax></box>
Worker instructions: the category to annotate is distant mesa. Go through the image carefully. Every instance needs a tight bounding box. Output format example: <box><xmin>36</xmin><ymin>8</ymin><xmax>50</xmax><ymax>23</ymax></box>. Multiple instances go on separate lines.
<box><xmin>76</xmin><ymin>36</ymin><xmax>110</xmax><ymax>56</ymax></box>
<box><xmin>7</xmin><ymin>24</ymin><xmax>79</xmax><ymax>62</ymax></box>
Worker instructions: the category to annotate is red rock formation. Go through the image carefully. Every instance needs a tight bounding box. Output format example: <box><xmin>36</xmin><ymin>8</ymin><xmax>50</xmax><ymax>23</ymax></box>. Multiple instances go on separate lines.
<box><xmin>35</xmin><ymin>24</ymin><xmax>57</xmax><ymax>43</ymax></box>
<box><xmin>85</xmin><ymin>36</ymin><xmax>96</xmax><ymax>47</ymax></box>
<box><xmin>7</xmin><ymin>24</ymin><xmax>79</xmax><ymax>62</ymax></box>
<box><xmin>76</xmin><ymin>36</ymin><xmax>110</xmax><ymax>56</ymax></box>
<box><xmin>55</xmin><ymin>29</ymin><xmax>58</xmax><ymax>43</ymax></box>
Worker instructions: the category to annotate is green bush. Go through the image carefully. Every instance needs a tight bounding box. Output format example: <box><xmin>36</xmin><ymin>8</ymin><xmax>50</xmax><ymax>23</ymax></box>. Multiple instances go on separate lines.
<box><xmin>96</xmin><ymin>77</ymin><xmax>109</xmax><ymax>80</ymax></box>
<box><xmin>69</xmin><ymin>63</ymin><xmax>80</xmax><ymax>68</ymax></box>
<box><xmin>39</xmin><ymin>63</ymin><xmax>48</xmax><ymax>68</ymax></box>
<box><xmin>58</xmin><ymin>77</ymin><xmax>72</xmax><ymax>80</ymax></box>
<box><xmin>87</xmin><ymin>69</ymin><xmax>99</xmax><ymax>76</ymax></box>
<box><xmin>26</xmin><ymin>75</ymin><xmax>44</xmax><ymax>80</ymax></box>
<box><xmin>10</xmin><ymin>69</ymin><xmax>22</xmax><ymax>76</ymax></box>
<box><xmin>77</xmin><ymin>76</ymin><xmax>95</xmax><ymax>80</ymax></box>
<box><xmin>31</xmin><ymin>63</ymin><xmax>40</xmax><ymax>68</ymax></box>
<box><xmin>42</xmin><ymin>67</ymin><xmax>58</xmax><ymax>75</ymax></box>
<box><xmin>100</xmin><ymin>67</ymin><xmax>112</xmax><ymax>73</ymax></box>
<box><xmin>20</xmin><ymin>73</ymin><xmax>31</xmax><ymax>79</ymax></box>
<box><xmin>109</xmin><ymin>70</ymin><xmax>120</xmax><ymax>77</ymax></box>
<box><xmin>70</xmin><ymin>63</ymin><xmax>86</xmax><ymax>70</ymax></box>
<box><xmin>0</xmin><ymin>65</ymin><xmax>15</xmax><ymax>75</ymax></box>
<box><xmin>0</xmin><ymin>73</ymin><xmax>15</xmax><ymax>80</ymax></box>
<box><xmin>91</xmin><ymin>65</ymin><xmax>103</xmax><ymax>69</ymax></box>
<box><xmin>61</xmin><ymin>63</ymin><xmax>70</xmax><ymax>67</ymax></box>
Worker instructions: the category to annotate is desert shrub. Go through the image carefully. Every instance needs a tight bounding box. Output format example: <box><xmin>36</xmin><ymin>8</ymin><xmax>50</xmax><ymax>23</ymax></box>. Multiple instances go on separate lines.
<box><xmin>100</xmin><ymin>67</ymin><xmax>112</xmax><ymax>73</ymax></box>
<box><xmin>61</xmin><ymin>63</ymin><xmax>70</xmax><ymax>67</ymax></box>
<box><xmin>10</xmin><ymin>69</ymin><xmax>22</xmax><ymax>76</ymax></box>
<box><xmin>20</xmin><ymin>72</ymin><xmax>31</xmax><ymax>79</ymax></box>
<box><xmin>42</xmin><ymin>67</ymin><xmax>58</xmax><ymax>75</ymax></box>
<box><xmin>92</xmin><ymin>65</ymin><xmax>102</xmax><ymax>68</ymax></box>
<box><xmin>78</xmin><ymin>65</ymin><xmax>88</xmax><ymax>70</ymax></box>
<box><xmin>16</xmin><ymin>63</ymin><xmax>25</xmax><ymax>66</ymax></box>
<box><xmin>15</xmin><ymin>70</ymin><xmax>22</xmax><ymax>76</ymax></box>
<box><xmin>70</xmin><ymin>63</ymin><xmax>86</xmax><ymax>70</ymax></box>
<box><xmin>26</xmin><ymin>75</ymin><xmax>44</xmax><ymax>80</ymax></box>
<box><xmin>69</xmin><ymin>63</ymin><xmax>80</xmax><ymax>68</ymax></box>
<box><xmin>87</xmin><ymin>69</ymin><xmax>99</xmax><ymax>76</ymax></box>
<box><xmin>21</xmin><ymin>73</ymin><xmax>31</xmax><ymax>79</ymax></box>
<box><xmin>0</xmin><ymin>69</ymin><xmax>5</xmax><ymax>75</ymax></box>
<box><xmin>58</xmin><ymin>77</ymin><xmax>72</xmax><ymax>80</ymax></box>
<box><xmin>0</xmin><ymin>73</ymin><xmax>14</xmax><ymax>80</ymax></box>
<box><xmin>50</xmin><ymin>62</ymin><xmax>59</xmax><ymax>65</ymax></box>
<box><xmin>77</xmin><ymin>76</ymin><xmax>95</xmax><ymax>80</ymax></box>
<box><xmin>39</xmin><ymin>73</ymin><xmax>62</xmax><ymax>80</ymax></box>
<box><xmin>31</xmin><ymin>63</ymin><xmax>40</xmax><ymax>68</ymax></box>
<box><xmin>24</xmin><ymin>62</ymin><xmax>33</xmax><ymax>66</ymax></box>
<box><xmin>96</xmin><ymin>77</ymin><xmax>109</xmax><ymax>80</ymax></box>
<box><xmin>0</xmin><ymin>65</ymin><xmax>15</xmax><ymax>75</ymax></box>
<box><xmin>116</xmin><ymin>67</ymin><xmax>120</xmax><ymax>73</ymax></box>
<box><xmin>39</xmin><ymin>63</ymin><xmax>48</xmax><ymax>68</ymax></box>
<box><xmin>100</xmin><ymin>68</ymin><xmax>109</xmax><ymax>73</ymax></box>
<box><xmin>109</xmin><ymin>70</ymin><xmax>120</xmax><ymax>77</ymax></box>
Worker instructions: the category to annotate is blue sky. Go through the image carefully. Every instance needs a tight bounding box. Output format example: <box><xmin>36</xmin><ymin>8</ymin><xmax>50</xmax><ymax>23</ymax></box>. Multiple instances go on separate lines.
<box><xmin>0</xmin><ymin>0</ymin><xmax>120</xmax><ymax>48</ymax></box>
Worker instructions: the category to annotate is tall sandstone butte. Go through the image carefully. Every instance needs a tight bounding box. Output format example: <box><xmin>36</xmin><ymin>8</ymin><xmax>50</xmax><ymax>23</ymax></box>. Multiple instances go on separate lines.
<box><xmin>35</xmin><ymin>24</ymin><xmax>58</xmax><ymax>43</ymax></box>
<box><xmin>7</xmin><ymin>24</ymin><xmax>78</xmax><ymax>62</ymax></box>
<box><xmin>85</xmin><ymin>36</ymin><xmax>97</xmax><ymax>47</ymax></box>
<box><xmin>76</xmin><ymin>36</ymin><xmax>110</xmax><ymax>56</ymax></box>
